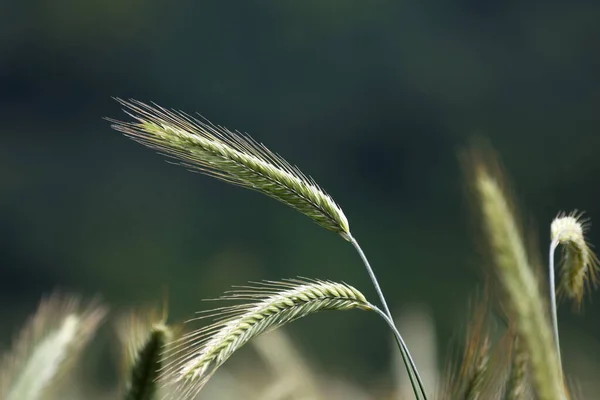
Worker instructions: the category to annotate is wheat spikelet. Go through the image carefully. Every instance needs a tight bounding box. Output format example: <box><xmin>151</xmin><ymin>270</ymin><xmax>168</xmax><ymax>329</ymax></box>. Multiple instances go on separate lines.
<box><xmin>465</xmin><ymin>144</ymin><xmax>567</xmax><ymax>400</ymax></box>
<box><xmin>117</xmin><ymin>308</ymin><xmax>174</xmax><ymax>400</ymax></box>
<box><xmin>503</xmin><ymin>335</ymin><xmax>530</xmax><ymax>400</ymax></box>
<box><xmin>440</xmin><ymin>292</ymin><xmax>504</xmax><ymax>400</ymax></box>
<box><xmin>0</xmin><ymin>294</ymin><xmax>106</xmax><ymax>400</ymax></box>
<box><xmin>108</xmin><ymin>99</ymin><xmax>349</xmax><ymax>236</ymax></box>
<box><xmin>159</xmin><ymin>279</ymin><xmax>374</xmax><ymax>399</ymax></box>
<box><xmin>458</xmin><ymin>305</ymin><xmax>492</xmax><ymax>400</ymax></box>
<box><xmin>551</xmin><ymin>211</ymin><xmax>599</xmax><ymax>309</ymax></box>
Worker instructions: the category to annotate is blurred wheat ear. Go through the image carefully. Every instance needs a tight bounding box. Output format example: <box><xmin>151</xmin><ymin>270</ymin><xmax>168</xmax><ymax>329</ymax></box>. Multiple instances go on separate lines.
<box><xmin>117</xmin><ymin>308</ymin><xmax>174</xmax><ymax>400</ymax></box>
<box><xmin>465</xmin><ymin>144</ymin><xmax>567</xmax><ymax>400</ymax></box>
<box><xmin>107</xmin><ymin>99</ymin><xmax>349</xmax><ymax>236</ymax></box>
<box><xmin>503</xmin><ymin>334</ymin><xmax>531</xmax><ymax>400</ymax></box>
<box><xmin>440</xmin><ymin>291</ymin><xmax>508</xmax><ymax>400</ymax></box>
<box><xmin>159</xmin><ymin>279</ymin><xmax>375</xmax><ymax>400</ymax></box>
<box><xmin>0</xmin><ymin>294</ymin><xmax>107</xmax><ymax>400</ymax></box>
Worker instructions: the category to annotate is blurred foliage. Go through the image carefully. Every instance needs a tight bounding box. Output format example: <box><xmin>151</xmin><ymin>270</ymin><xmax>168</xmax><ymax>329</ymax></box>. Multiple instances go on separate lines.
<box><xmin>1</xmin><ymin>0</ymin><xmax>600</xmax><ymax>394</ymax></box>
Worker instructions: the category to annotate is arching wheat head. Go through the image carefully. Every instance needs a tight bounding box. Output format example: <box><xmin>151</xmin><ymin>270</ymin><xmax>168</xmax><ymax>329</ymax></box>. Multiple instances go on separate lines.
<box><xmin>108</xmin><ymin>99</ymin><xmax>350</xmax><ymax>236</ymax></box>
<box><xmin>160</xmin><ymin>279</ymin><xmax>374</xmax><ymax>399</ymax></box>
<box><xmin>551</xmin><ymin>211</ymin><xmax>599</xmax><ymax>309</ymax></box>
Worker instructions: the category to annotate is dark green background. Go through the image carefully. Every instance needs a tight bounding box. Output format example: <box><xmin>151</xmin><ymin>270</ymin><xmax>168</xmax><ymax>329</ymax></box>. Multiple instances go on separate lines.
<box><xmin>1</xmin><ymin>0</ymin><xmax>600</xmax><ymax>393</ymax></box>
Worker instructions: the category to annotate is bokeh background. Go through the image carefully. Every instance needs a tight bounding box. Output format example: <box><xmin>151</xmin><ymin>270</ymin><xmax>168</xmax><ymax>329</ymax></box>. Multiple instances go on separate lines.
<box><xmin>2</xmin><ymin>0</ymin><xmax>600</xmax><ymax>397</ymax></box>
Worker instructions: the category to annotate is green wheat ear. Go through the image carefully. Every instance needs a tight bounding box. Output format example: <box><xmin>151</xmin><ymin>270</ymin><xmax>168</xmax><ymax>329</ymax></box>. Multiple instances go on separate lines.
<box><xmin>117</xmin><ymin>308</ymin><xmax>174</xmax><ymax>400</ymax></box>
<box><xmin>504</xmin><ymin>334</ymin><xmax>530</xmax><ymax>400</ymax></box>
<box><xmin>466</xmin><ymin>145</ymin><xmax>567</xmax><ymax>400</ymax></box>
<box><xmin>440</xmin><ymin>291</ymin><xmax>507</xmax><ymax>400</ymax></box>
<box><xmin>0</xmin><ymin>294</ymin><xmax>107</xmax><ymax>400</ymax></box>
<box><xmin>107</xmin><ymin>99</ymin><xmax>349</xmax><ymax>235</ymax></box>
<box><xmin>159</xmin><ymin>279</ymin><xmax>375</xmax><ymax>400</ymax></box>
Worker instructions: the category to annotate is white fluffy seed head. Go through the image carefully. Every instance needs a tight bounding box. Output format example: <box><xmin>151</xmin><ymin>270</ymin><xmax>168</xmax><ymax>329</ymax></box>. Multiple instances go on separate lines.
<box><xmin>551</xmin><ymin>211</ymin><xmax>599</xmax><ymax>309</ymax></box>
<box><xmin>551</xmin><ymin>214</ymin><xmax>585</xmax><ymax>246</ymax></box>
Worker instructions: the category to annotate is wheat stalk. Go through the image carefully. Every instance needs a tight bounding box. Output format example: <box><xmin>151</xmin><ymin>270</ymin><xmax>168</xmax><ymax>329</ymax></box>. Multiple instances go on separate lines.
<box><xmin>109</xmin><ymin>99</ymin><xmax>426</xmax><ymax>399</ymax></box>
<box><xmin>159</xmin><ymin>279</ymin><xmax>374</xmax><ymax>399</ymax></box>
<box><xmin>0</xmin><ymin>294</ymin><xmax>107</xmax><ymax>400</ymax></box>
<box><xmin>467</xmin><ymin>146</ymin><xmax>567</xmax><ymax>400</ymax></box>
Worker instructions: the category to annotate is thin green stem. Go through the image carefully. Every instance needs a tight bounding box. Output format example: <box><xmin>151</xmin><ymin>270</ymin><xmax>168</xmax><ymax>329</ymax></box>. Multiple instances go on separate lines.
<box><xmin>372</xmin><ymin>306</ymin><xmax>426</xmax><ymax>400</ymax></box>
<box><xmin>549</xmin><ymin>239</ymin><xmax>563</xmax><ymax>372</ymax></box>
<box><xmin>347</xmin><ymin>234</ymin><xmax>427</xmax><ymax>400</ymax></box>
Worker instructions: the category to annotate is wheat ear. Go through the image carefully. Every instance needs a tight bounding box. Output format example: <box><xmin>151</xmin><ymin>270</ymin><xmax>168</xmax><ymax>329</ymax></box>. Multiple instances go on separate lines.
<box><xmin>159</xmin><ymin>279</ymin><xmax>375</xmax><ymax>399</ymax></box>
<box><xmin>503</xmin><ymin>335</ymin><xmax>529</xmax><ymax>400</ymax></box>
<box><xmin>458</xmin><ymin>304</ymin><xmax>492</xmax><ymax>400</ymax></box>
<box><xmin>547</xmin><ymin>211</ymin><xmax>599</xmax><ymax>370</ymax></box>
<box><xmin>108</xmin><ymin>99</ymin><xmax>349</xmax><ymax>235</ymax></box>
<box><xmin>109</xmin><ymin>99</ymin><xmax>425</xmax><ymax>398</ymax></box>
<box><xmin>109</xmin><ymin>99</ymin><xmax>425</xmax><ymax>399</ymax></box>
<box><xmin>468</xmin><ymin>147</ymin><xmax>567</xmax><ymax>400</ymax></box>
<box><xmin>550</xmin><ymin>211</ymin><xmax>599</xmax><ymax>308</ymax></box>
<box><xmin>0</xmin><ymin>294</ymin><xmax>107</xmax><ymax>400</ymax></box>
<box><xmin>117</xmin><ymin>308</ymin><xmax>174</xmax><ymax>400</ymax></box>
<box><xmin>440</xmin><ymin>291</ymin><xmax>503</xmax><ymax>400</ymax></box>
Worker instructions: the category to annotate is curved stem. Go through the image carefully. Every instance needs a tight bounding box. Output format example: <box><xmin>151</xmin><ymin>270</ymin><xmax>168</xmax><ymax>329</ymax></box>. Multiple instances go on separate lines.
<box><xmin>347</xmin><ymin>234</ymin><xmax>427</xmax><ymax>400</ymax></box>
<box><xmin>372</xmin><ymin>306</ymin><xmax>427</xmax><ymax>400</ymax></box>
<box><xmin>549</xmin><ymin>239</ymin><xmax>563</xmax><ymax>371</ymax></box>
